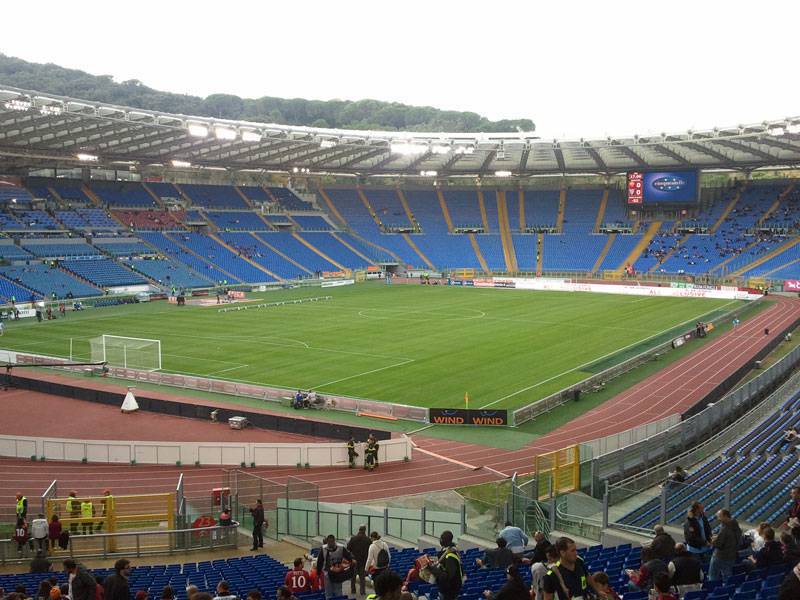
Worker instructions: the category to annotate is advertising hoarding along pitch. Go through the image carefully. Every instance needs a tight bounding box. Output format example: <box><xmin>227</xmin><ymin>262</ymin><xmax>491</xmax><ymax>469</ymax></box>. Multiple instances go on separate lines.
<box><xmin>429</xmin><ymin>408</ymin><xmax>508</xmax><ymax>426</ymax></box>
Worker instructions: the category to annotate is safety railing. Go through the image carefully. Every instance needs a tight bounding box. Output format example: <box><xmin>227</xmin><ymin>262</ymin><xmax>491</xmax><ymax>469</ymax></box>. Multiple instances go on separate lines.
<box><xmin>0</xmin><ymin>524</ymin><xmax>239</xmax><ymax>565</ymax></box>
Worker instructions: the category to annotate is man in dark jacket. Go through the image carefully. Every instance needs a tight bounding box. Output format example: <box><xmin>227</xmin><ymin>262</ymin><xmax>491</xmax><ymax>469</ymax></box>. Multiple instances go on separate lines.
<box><xmin>347</xmin><ymin>525</ymin><xmax>371</xmax><ymax>596</ymax></box>
<box><xmin>249</xmin><ymin>499</ymin><xmax>265</xmax><ymax>551</ymax></box>
<box><xmin>709</xmin><ymin>509</ymin><xmax>742</xmax><ymax>581</ymax></box>
<box><xmin>29</xmin><ymin>550</ymin><xmax>51</xmax><ymax>574</ymax></box>
<box><xmin>650</xmin><ymin>525</ymin><xmax>676</xmax><ymax>561</ymax></box>
<box><xmin>780</xmin><ymin>564</ymin><xmax>800</xmax><ymax>600</ymax></box>
<box><xmin>64</xmin><ymin>558</ymin><xmax>96</xmax><ymax>600</ymax></box>
<box><xmin>668</xmin><ymin>543</ymin><xmax>703</xmax><ymax>596</ymax></box>
<box><xmin>781</xmin><ymin>531</ymin><xmax>800</xmax><ymax>567</ymax></box>
<box><xmin>750</xmin><ymin>527</ymin><xmax>784</xmax><ymax>569</ymax></box>
<box><xmin>103</xmin><ymin>558</ymin><xmax>131</xmax><ymax>600</ymax></box>
<box><xmin>528</xmin><ymin>531</ymin><xmax>553</xmax><ymax>564</ymax></box>
<box><xmin>428</xmin><ymin>530</ymin><xmax>463</xmax><ymax>600</ymax></box>
<box><xmin>476</xmin><ymin>538</ymin><xmax>515</xmax><ymax>570</ymax></box>
<box><xmin>683</xmin><ymin>502</ymin><xmax>712</xmax><ymax>554</ymax></box>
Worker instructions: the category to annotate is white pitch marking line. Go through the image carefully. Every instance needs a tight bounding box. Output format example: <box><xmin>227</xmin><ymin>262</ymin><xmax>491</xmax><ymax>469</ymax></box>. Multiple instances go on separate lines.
<box><xmin>208</xmin><ymin>364</ymin><xmax>250</xmax><ymax>375</ymax></box>
<box><xmin>311</xmin><ymin>358</ymin><xmax>415</xmax><ymax>388</ymax></box>
<box><xmin>478</xmin><ymin>299</ymin><xmax>740</xmax><ymax>409</ymax></box>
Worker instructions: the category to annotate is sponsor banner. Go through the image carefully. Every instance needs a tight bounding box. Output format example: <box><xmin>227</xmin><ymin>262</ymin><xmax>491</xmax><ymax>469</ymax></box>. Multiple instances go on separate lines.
<box><xmin>473</xmin><ymin>278</ymin><xmax>494</xmax><ymax>288</ymax></box>
<box><xmin>672</xmin><ymin>336</ymin><xmax>685</xmax><ymax>349</ymax></box>
<box><xmin>494</xmin><ymin>279</ymin><xmax>516</xmax><ymax>289</ymax></box>
<box><xmin>507</xmin><ymin>278</ymin><xmax>760</xmax><ymax>300</ymax></box>
<box><xmin>321</xmin><ymin>279</ymin><xmax>354</xmax><ymax>288</ymax></box>
<box><xmin>429</xmin><ymin>408</ymin><xmax>508</xmax><ymax>426</ymax></box>
<box><xmin>784</xmin><ymin>280</ymin><xmax>800</xmax><ymax>291</ymax></box>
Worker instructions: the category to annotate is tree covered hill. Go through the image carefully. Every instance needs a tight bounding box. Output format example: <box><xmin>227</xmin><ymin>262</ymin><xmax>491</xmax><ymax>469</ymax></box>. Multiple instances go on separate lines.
<box><xmin>0</xmin><ymin>54</ymin><xmax>535</xmax><ymax>133</ymax></box>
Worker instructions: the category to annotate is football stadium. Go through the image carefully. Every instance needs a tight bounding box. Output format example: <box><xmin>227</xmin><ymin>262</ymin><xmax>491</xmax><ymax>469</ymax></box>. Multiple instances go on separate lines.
<box><xmin>1</xmin><ymin>5</ymin><xmax>800</xmax><ymax>600</ymax></box>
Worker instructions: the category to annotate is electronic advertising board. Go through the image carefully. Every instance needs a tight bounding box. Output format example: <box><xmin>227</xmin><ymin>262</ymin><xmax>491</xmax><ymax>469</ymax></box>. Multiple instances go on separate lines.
<box><xmin>627</xmin><ymin>170</ymin><xmax>699</xmax><ymax>204</ymax></box>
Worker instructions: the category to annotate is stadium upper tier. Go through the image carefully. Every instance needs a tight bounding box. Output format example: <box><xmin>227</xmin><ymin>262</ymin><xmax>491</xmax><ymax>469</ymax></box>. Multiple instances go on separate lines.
<box><xmin>0</xmin><ymin>178</ymin><xmax>798</xmax><ymax>299</ymax></box>
<box><xmin>1</xmin><ymin>86</ymin><xmax>800</xmax><ymax>176</ymax></box>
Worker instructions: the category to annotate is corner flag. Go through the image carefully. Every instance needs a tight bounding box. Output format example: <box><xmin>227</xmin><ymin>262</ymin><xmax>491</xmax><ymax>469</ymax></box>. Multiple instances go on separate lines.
<box><xmin>465</xmin><ymin>392</ymin><xmax>469</xmax><ymax>409</ymax></box>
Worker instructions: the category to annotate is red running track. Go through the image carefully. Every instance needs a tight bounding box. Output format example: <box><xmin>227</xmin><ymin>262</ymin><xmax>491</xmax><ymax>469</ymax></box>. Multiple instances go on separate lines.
<box><xmin>0</xmin><ymin>296</ymin><xmax>797</xmax><ymax>502</ymax></box>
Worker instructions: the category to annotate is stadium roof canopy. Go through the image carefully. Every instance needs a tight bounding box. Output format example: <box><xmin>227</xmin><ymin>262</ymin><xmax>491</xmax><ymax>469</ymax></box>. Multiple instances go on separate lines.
<box><xmin>1</xmin><ymin>86</ymin><xmax>799</xmax><ymax>178</ymax></box>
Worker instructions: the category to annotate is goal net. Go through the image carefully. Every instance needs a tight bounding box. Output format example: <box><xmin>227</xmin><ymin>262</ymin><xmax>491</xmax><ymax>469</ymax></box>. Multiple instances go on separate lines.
<box><xmin>90</xmin><ymin>335</ymin><xmax>162</xmax><ymax>371</ymax></box>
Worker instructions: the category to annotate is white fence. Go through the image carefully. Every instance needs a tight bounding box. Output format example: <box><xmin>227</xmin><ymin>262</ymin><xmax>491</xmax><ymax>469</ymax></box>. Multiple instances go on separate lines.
<box><xmin>581</xmin><ymin>414</ymin><xmax>681</xmax><ymax>457</ymax></box>
<box><xmin>0</xmin><ymin>435</ymin><xmax>412</xmax><ymax>467</ymax></box>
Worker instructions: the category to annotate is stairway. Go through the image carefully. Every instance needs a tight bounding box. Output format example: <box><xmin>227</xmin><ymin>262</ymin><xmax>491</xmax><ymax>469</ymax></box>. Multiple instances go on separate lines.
<box><xmin>729</xmin><ymin>236</ymin><xmax>800</xmax><ymax>277</ymax></box>
<box><xmin>357</xmin><ymin>188</ymin><xmax>384</xmax><ymax>229</ymax></box>
<box><xmin>593</xmin><ymin>190</ymin><xmax>609</xmax><ymax>233</ymax></box>
<box><xmin>468</xmin><ymin>234</ymin><xmax>490</xmax><ymax>273</ymax></box>
<box><xmin>163</xmin><ymin>232</ymin><xmax>242</xmax><ymax>283</ymax></box>
<box><xmin>710</xmin><ymin>185</ymin><xmax>746</xmax><ymax>234</ymax></box>
<box><xmin>81</xmin><ymin>185</ymin><xmax>103</xmax><ymax>207</ymax></box>
<box><xmin>291</xmin><ymin>232</ymin><xmax>347</xmax><ymax>271</ymax></box>
<box><xmin>477</xmin><ymin>190</ymin><xmax>490</xmax><ymax>232</ymax></box>
<box><xmin>536</xmin><ymin>233</ymin><xmax>544</xmax><ymax>276</ymax></box>
<box><xmin>210</xmin><ymin>233</ymin><xmax>281</xmax><ymax>281</ymax></box>
<box><xmin>318</xmin><ymin>188</ymin><xmax>348</xmax><ymax>227</ymax></box>
<box><xmin>556</xmin><ymin>188</ymin><xmax>567</xmax><ymax>232</ymax></box>
<box><xmin>235</xmin><ymin>187</ymin><xmax>256</xmax><ymax>209</ymax></box>
<box><xmin>618</xmin><ymin>221</ymin><xmax>661</xmax><ymax>271</ymax></box>
<box><xmin>395</xmin><ymin>188</ymin><xmax>419</xmax><ymax>231</ymax></box>
<box><xmin>496</xmin><ymin>191</ymin><xmax>518</xmax><ymax>272</ymax></box>
<box><xmin>708</xmin><ymin>238</ymin><xmax>765</xmax><ymax>276</ymax></box>
<box><xmin>330</xmin><ymin>232</ymin><xmax>374</xmax><ymax>264</ymax></box>
<box><xmin>437</xmin><ymin>190</ymin><xmax>455</xmax><ymax>233</ymax></box>
<box><xmin>402</xmin><ymin>234</ymin><xmax>436</xmax><ymax>270</ymax></box>
<box><xmin>518</xmin><ymin>188</ymin><xmax>526</xmax><ymax>232</ymax></box>
<box><xmin>142</xmin><ymin>183</ymin><xmax>165</xmax><ymax>208</ymax></box>
<box><xmin>591</xmin><ymin>234</ymin><xmax>616</xmax><ymax>273</ymax></box>
<box><xmin>250</xmin><ymin>233</ymin><xmax>313</xmax><ymax>275</ymax></box>
<box><xmin>756</xmin><ymin>182</ymin><xmax>796</xmax><ymax>227</ymax></box>
<box><xmin>647</xmin><ymin>233</ymin><xmax>691</xmax><ymax>273</ymax></box>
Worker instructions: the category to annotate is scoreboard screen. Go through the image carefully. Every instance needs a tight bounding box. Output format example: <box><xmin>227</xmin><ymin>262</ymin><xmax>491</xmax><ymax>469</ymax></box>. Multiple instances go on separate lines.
<box><xmin>627</xmin><ymin>170</ymin><xmax>698</xmax><ymax>204</ymax></box>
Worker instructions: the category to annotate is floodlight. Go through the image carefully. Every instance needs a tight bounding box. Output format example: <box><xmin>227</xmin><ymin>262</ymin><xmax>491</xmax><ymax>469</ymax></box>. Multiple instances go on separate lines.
<box><xmin>320</xmin><ymin>139</ymin><xmax>337</xmax><ymax>149</ymax></box>
<box><xmin>4</xmin><ymin>99</ymin><xmax>32</xmax><ymax>111</ymax></box>
<box><xmin>76</xmin><ymin>153</ymin><xmax>98</xmax><ymax>162</ymax></box>
<box><xmin>171</xmin><ymin>159</ymin><xmax>191</xmax><ymax>168</ymax></box>
<box><xmin>786</xmin><ymin>124</ymin><xmax>800</xmax><ymax>134</ymax></box>
<box><xmin>292</xmin><ymin>167</ymin><xmax>299</xmax><ymax>173</ymax></box>
<box><xmin>241</xmin><ymin>130</ymin><xmax>262</xmax><ymax>142</ymax></box>
<box><xmin>768</xmin><ymin>127</ymin><xmax>785</xmax><ymax>137</ymax></box>
<box><xmin>431</xmin><ymin>144</ymin><xmax>450</xmax><ymax>154</ymax></box>
<box><xmin>214</xmin><ymin>127</ymin><xmax>236</xmax><ymax>140</ymax></box>
<box><xmin>390</xmin><ymin>142</ymin><xmax>427</xmax><ymax>155</ymax></box>
<box><xmin>419</xmin><ymin>170</ymin><xmax>438</xmax><ymax>177</ymax></box>
<box><xmin>188</xmin><ymin>124</ymin><xmax>209</xmax><ymax>137</ymax></box>
<box><xmin>494</xmin><ymin>170</ymin><xmax>513</xmax><ymax>177</ymax></box>
<box><xmin>453</xmin><ymin>145</ymin><xmax>475</xmax><ymax>155</ymax></box>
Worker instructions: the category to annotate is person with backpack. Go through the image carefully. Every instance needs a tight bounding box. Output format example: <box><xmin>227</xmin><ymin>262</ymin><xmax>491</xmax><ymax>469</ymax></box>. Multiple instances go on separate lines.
<box><xmin>428</xmin><ymin>530</ymin><xmax>463</xmax><ymax>600</ymax></box>
<box><xmin>316</xmin><ymin>534</ymin><xmax>353</xmax><ymax>599</ymax></box>
<box><xmin>366</xmin><ymin>531</ymin><xmax>391</xmax><ymax>577</ymax></box>
<box><xmin>63</xmin><ymin>558</ymin><xmax>96</xmax><ymax>600</ymax></box>
<box><xmin>347</xmin><ymin>525</ymin><xmax>371</xmax><ymax>596</ymax></box>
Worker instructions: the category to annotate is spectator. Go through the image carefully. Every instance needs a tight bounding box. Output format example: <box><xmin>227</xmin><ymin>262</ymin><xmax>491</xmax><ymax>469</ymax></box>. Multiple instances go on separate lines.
<box><xmin>315</xmin><ymin>535</ymin><xmax>353</xmax><ymax>600</ymax></box>
<box><xmin>373</xmin><ymin>572</ymin><xmax>403</xmax><ymax>600</ymax></box>
<box><xmin>709</xmin><ymin>509</ymin><xmax>742</xmax><ymax>581</ymax></box>
<box><xmin>48</xmin><ymin>515</ymin><xmax>62</xmax><ymax>553</ymax></box>
<box><xmin>36</xmin><ymin>581</ymin><xmax>52</xmax><ymax>600</ymax></box>
<box><xmin>750</xmin><ymin>527</ymin><xmax>783</xmax><ymax>569</ymax></box>
<box><xmin>135</xmin><ymin>592</ymin><xmax>148</xmax><ymax>600</ymax></box>
<box><xmin>63</xmin><ymin>559</ymin><xmax>95</xmax><ymax>600</ymax></box>
<box><xmin>744</xmin><ymin>521</ymin><xmax>771</xmax><ymax>552</ymax></box>
<box><xmin>782</xmin><ymin>486</ymin><xmax>800</xmax><ymax>529</ymax></box>
<box><xmin>13</xmin><ymin>518</ymin><xmax>30</xmax><ymax>556</ymax></box>
<box><xmin>428</xmin><ymin>531</ymin><xmax>463</xmax><ymax>600</ymax></box>
<box><xmin>366</xmin><ymin>531</ymin><xmax>391</xmax><ymax>576</ymax></box>
<box><xmin>248</xmin><ymin>499</ymin><xmax>265</xmax><ymax>551</ymax></box>
<box><xmin>482</xmin><ymin>565</ymin><xmax>528</xmax><ymax>600</ymax></box>
<box><xmin>94</xmin><ymin>577</ymin><xmax>104</xmax><ymax>600</ymax></box>
<box><xmin>193</xmin><ymin>595</ymin><xmax>212</xmax><ymax>600</ymax></box>
<box><xmin>276</xmin><ymin>588</ymin><xmax>297</xmax><ymax>600</ymax></box>
<box><xmin>31</xmin><ymin>514</ymin><xmax>49</xmax><ymax>553</ymax></box>
<box><xmin>668</xmin><ymin>543</ymin><xmax>703</xmax><ymax>596</ymax></box>
<box><xmin>58</xmin><ymin>583</ymin><xmax>69</xmax><ymax>600</ymax></box>
<box><xmin>245</xmin><ymin>592</ymin><xmax>261</xmax><ymax>600</ymax></box>
<box><xmin>48</xmin><ymin>587</ymin><xmax>61</xmax><ymax>600</ymax></box>
<box><xmin>542</xmin><ymin>537</ymin><xmax>592</xmax><ymax>600</ymax></box>
<box><xmin>160</xmin><ymin>588</ymin><xmax>173</xmax><ymax>600</ymax></box>
<box><xmin>103</xmin><ymin>559</ymin><xmax>131</xmax><ymax>600</ymax></box>
<box><xmin>527</xmin><ymin>531</ymin><xmax>552</xmax><ymax>564</ymax></box>
<box><xmin>652</xmin><ymin>572</ymin><xmax>678</xmax><ymax>600</ymax></box>
<box><xmin>531</xmin><ymin>546</ymin><xmax>559</xmax><ymax>600</ymax></box>
<box><xmin>683</xmin><ymin>502</ymin><xmax>711</xmax><ymax>554</ymax></box>
<box><xmin>30</xmin><ymin>550</ymin><xmax>51</xmax><ymax>574</ymax></box>
<box><xmin>347</xmin><ymin>525</ymin><xmax>371</xmax><ymax>596</ymax></box>
<box><xmin>590</xmin><ymin>572</ymin><xmax>621</xmax><ymax>600</ymax></box>
<box><xmin>780</xmin><ymin>564</ymin><xmax>800</xmax><ymax>600</ymax></box>
<box><xmin>476</xmin><ymin>538</ymin><xmax>514</xmax><ymax>570</ymax></box>
<box><xmin>626</xmin><ymin>547</ymin><xmax>667</xmax><ymax>593</ymax></box>
<box><xmin>498</xmin><ymin>521</ymin><xmax>528</xmax><ymax>554</ymax></box>
<box><xmin>212</xmin><ymin>582</ymin><xmax>236</xmax><ymax>600</ymax></box>
<box><xmin>782</xmin><ymin>531</ymin><xmax>800</xmax><ymax>567</ymax></box>
<box><xmin>664</xmin><ymin>466</ymin><xmax>687</xmax><ymax>488</ymax></box>
<box><xmin>649</xmin><ymin>525</ymin><xmax>676</xmax><ymax>561</ymax></box>
<box><xmin>185</xmin><ymin>586</ymin><xmax>198</xmax><ymax>600</ymax></box>
<box><xmin>284</xmin><ymin>558</ymin><xmax>311</xmax><ymax>595</ymax></box>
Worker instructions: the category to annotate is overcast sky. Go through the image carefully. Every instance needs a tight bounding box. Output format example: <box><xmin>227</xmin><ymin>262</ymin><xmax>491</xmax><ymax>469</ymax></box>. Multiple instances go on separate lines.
<box><xmin>2</xmin><ymin>1</ymin><xmax>797</xmax><ymax>139</ymax></box>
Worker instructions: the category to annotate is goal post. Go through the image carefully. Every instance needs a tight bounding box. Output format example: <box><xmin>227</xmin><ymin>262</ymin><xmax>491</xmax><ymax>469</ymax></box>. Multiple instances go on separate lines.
<box><xmin>90</xmin><ymin>335</ymin><xmax>162</xmax><ymax>371</ymax></box>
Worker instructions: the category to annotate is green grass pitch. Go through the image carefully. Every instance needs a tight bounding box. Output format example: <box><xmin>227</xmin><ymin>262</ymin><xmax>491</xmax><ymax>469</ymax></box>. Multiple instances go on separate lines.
<box><xmin>1</xmin><ymin>282</ymin><xmax>742</xmax><ymax>411</ymax></box>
